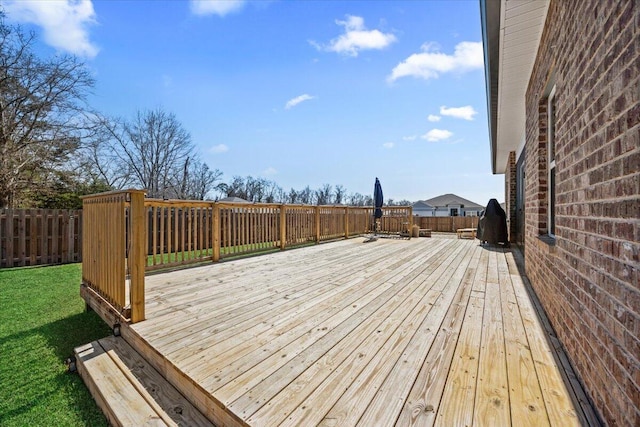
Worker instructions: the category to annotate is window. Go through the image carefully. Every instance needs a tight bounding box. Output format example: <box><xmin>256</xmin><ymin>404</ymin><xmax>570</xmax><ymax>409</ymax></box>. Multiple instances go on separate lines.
<box><xmin>450</xmin><ymin>208</ymin><xmax>458</xmax><ymax>216</ymax></box>
<box><xmin>548</xmin><ymin>85</ymin><xmax>556</xmax><ymax>236</ymax></box>
<box><xmin>516</xmin><ymin>150</ymin><xmax>525</xmax><ymax>246</ymax></box>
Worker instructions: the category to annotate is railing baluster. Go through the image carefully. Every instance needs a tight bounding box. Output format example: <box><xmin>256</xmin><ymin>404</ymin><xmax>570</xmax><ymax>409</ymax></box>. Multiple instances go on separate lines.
<box><xmin>213</xmin><ymin>204</ymin><xmax>220</xmax><ymax>262</ymax></box>
<box><xmin>279</xmin><ymin>205</ymin><xmax>286</xmax><ymax>250</ymax></box>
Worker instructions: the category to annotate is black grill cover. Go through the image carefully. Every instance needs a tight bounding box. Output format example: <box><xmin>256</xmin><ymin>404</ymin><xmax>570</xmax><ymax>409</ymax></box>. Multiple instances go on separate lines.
<box><xmin>477</xmin><ymin>199</ymin><xmax>508</xmax><ymax>244</ymax></box>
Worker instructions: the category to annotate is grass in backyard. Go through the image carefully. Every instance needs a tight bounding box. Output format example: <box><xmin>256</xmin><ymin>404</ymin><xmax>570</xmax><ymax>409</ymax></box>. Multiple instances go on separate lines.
<box><xmin>146</xmin><ymin>241</ymin><xmax>320</xmax><ymax>271</ymax></box>
<box><xmin>0</xmin><ymin>264</ymin><xmax>111</xmax><ymax>427</ymax></box>
<box><xmin>147</xmin><ymin>241</ymin><xmax>281</xmax><ymax>266</ymax></box>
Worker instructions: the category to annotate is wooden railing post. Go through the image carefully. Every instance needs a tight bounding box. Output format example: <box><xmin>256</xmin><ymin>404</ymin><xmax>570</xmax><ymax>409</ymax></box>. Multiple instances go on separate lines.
<box><xmin>130</xmin><ymin>191</ymin><xmax>146</xmax><ymax>323</ymax></box>
<box><xmin>409</xmin><ymin>207</ymin><xmax>413</xmax><ymax>231</ymax></box>
<box><xmin>344</xmin><ymin>207</ymin><xmax>349</xmax><ymax>239</ymax></box>
<box><xmin>279</xmin><ymin>204</ymin><xmax>286</xmax><ymax>250</ymax></box>
<box><xmin>212</xmin><ymin>203</ymin><xmax>220</xmax><ymax>262</ymax></box>
<box><xmin>315</xmin><ymin>206</ymin><xmax>321</xmax><ymax>243</ymax></box>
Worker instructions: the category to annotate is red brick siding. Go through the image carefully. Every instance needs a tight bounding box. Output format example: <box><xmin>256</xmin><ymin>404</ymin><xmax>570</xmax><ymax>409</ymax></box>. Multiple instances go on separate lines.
<box><xmin>521</xmin><ymin>0</ymin><xmax>639</xmax><ymax>425</ymax></box>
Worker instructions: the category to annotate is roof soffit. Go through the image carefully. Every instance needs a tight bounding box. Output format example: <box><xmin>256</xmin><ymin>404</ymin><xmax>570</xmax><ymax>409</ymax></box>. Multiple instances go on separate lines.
<box><xmin>493</xmin><ymin>0</ymin><xmax>549</xmax><ymax>173</ymax></box>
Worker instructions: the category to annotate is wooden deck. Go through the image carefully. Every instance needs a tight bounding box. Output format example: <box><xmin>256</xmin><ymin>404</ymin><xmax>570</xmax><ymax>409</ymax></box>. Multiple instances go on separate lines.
<box><xmin>105</xmin><ymin>235</ymin><xmax>597</xmax><ymax>426</ymax></box>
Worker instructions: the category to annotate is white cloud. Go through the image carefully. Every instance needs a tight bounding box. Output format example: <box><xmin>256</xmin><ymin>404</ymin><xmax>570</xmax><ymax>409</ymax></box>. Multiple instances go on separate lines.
<box><xmin>210</xmin><ymin>144</ymin><xmax>229</xmax><ymax>153</ymax></box>
<box><xmin>402</xmin><ymin>135</ymin><xmax>417</xmax><ymax>141</ymax></box>
<box><xmin>311</xmin><ymin>15</ymin><xmax>397</xmax><ymax>57</ymax></box>
<box><xmin>427</xmin><ymin>114</ymin><xmax>441</xmax><ymax>122</ymax></box>
<box><xmin>190</xmin><ymin>0</ymin><xmax>246</xmax><ymax>16</ymax></box>
<box><xmin>382</xmin><ymin>142</ymin><xmax>395</xmax><ymax>149</ymax></box>
<box><xmin>4</xmin><ymin>0</ymin><xmax>98</xmax><ymax>58</ymax></box>
<box><xmin>285</xmin><ymin>94</ymin><xmax>315</xmax><ymax>109</ymax></box>
<box><xmin>421</xmin><ymin>129</ymin><xmax>453</xmax><ymax>142</ymax></box>
<box><xmin>388</xmin><ymin>41</ymin><xmax>483</xmax><ymax>82</ymax></box>
<box><xmin>263</xmin><ymin>167</ymin><xmax>278</xmax><ymax>176</ymax></box>
<box><xmin>440</xmin><ymin>105</ymin><xmax>477</xmax><ymax>120</ymax></box>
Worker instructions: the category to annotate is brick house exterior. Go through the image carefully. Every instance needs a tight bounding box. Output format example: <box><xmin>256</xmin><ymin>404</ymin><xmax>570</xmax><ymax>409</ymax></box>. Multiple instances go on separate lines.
<box><xmin>481</xmin><ymin>1</ymin><xmax>639</xmax><ymax>425</ymax></box>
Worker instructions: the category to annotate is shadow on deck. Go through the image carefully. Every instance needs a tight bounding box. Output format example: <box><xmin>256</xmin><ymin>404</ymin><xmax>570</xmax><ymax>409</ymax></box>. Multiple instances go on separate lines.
<box><xmin>78</xmin><ymin>235</ymin><xmax>601</xmax><ymax>426</ymax></box>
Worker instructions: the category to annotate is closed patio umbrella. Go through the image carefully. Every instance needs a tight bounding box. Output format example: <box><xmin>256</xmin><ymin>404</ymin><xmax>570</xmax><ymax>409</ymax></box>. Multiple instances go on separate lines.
<box><xmin>374</xmin><ymin>177</ymin><xmax>383</xmax><ymax>233</ymax></box>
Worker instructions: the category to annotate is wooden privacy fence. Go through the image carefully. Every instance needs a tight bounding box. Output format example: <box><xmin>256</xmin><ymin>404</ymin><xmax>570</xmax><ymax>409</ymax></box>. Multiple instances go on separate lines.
<box><xmin>81</xmin><ymin>189</ymin><xmax>412</xmax><ymax>323</ymax></box>
<box><xmin>1</xmin><ymin>209</ymin><xmax>82</xmax><ymax>268</ymax></box>
<box><xmin>412</xmin><ymin>215</ymin><xmax>478</xmax><ymax>232</ymax></box>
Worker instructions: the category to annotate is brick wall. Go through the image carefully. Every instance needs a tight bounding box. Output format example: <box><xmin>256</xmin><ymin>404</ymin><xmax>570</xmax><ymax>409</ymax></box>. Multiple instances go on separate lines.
<box><xmin>522</xmin><ymin>1</ymin><xmax>639</xmax><ymax>425</ymax></box>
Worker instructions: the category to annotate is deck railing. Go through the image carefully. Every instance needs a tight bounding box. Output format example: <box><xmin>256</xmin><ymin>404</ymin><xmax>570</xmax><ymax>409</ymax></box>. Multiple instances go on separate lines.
<box><xmin>82</xmin><ymin>189</ymin><xmax>411</xmax><ymax>323</ymax></box>
<box><xmin>81</xmin><ymin>190</ymin><xmax>146</xmax><ymax>323</ymax></box>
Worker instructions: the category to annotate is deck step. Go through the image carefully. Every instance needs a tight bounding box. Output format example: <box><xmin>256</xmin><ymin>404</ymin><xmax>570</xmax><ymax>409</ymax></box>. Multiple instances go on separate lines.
<box><xmin>74</xmin><ymin>336</ymin><xmax>214</xmax><ymax>427</ymax></box>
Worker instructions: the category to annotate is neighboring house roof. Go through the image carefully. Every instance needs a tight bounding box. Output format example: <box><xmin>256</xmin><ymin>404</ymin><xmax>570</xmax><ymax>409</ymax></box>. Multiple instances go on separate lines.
<box><xmin>219</xmin><ymin>196</ymin><xmax>250</xmax><ymax>203</ymax></box>
<box><xmin>481</xmin><ymin>0</ymin><xmax>550</xmax><ymax>173</ymax></box>
<box><xmin>412</xmin><ymin>200</ymin><xmax>435</xmax><ymax>210</ymax></box>
<box><xmin>423</xmin><ymin>193</ymin><xmax>484</xmax><ymax>209</ymax></box>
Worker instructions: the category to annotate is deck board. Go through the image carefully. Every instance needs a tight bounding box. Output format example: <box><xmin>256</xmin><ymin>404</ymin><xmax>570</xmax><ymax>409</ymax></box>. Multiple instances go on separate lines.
<box><xmin>240</xmin><ymin>240</ymin><xmax>466</xmax><ymax>425</ymax></box>
<box><xmin>474</xmin><ymin>249</ymin><xmax>511</xmax><ymax>426</ymax></box>
<box><xmin>117</xmin><ymin>236</ymin><xmax>600</xmax><ymax>426</ymax></box>
<box><xmin>509</xmin><ymin>262</ymin><xmax>583</xmax><ymax>426</ymax></box>
<box><xmin>276</xmin><ymin>244</ymin><xmax>474</xmax><ymax>426</ymax></box>
<box><xmin>399</xmin><ymin>243</ymin><xmax>485</xmax><ymax>427</ymax></box>
<box><xmin>354</xmin><ymin>243</ymin><xmax>477</xmax><ymax>427</ymax></box>
<box><xmin>173</xmin><ymin>242</ymin><xmax>437</xmax><ymax>379</ymax></box>
<box><xmin>498</xmin><ymin>248</ymin><xmax>549</xmax><ymax>426</ymax></box>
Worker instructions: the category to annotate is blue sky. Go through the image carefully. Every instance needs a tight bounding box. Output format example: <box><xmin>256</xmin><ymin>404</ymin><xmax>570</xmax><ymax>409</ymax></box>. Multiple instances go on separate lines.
<box><xmin>4</xmin><ymin>0</ymin><xmax>504</xmax><ymax>204</ymax></box>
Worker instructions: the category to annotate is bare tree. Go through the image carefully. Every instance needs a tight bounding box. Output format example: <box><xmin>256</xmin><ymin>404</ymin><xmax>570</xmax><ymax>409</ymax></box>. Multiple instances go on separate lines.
<box><xmin>298</xmin><ymin>186</ymin><xmax>312</xmax><ymax>204</ymax></box>
<box><xmin>120</xmin><ymin>109</ymin><xmax>192</xmax><ymax>198</ymax></box>
<box><xmin>218</xmin><ymin>178</ymin><xmax>387</xmax><ymax>207</ymax></box>
<box><xmin>246</xmin><ymin>176</ymin><xmax>265</xmax><ymax>202</ymax></box>
<box><xmin>263</xmin><ymin>180</ymin><xmax>283</xmax><ymax>203</ymax></box>
<box><xmin>221</xmin><ymin>176</ymin><xmax>247</xmax><ymax>199</ymax></box>
<box><xmin>348</xmin><ymin>192</ymin><xmax>366</xmax><ymax>206</ymax></box>
<box><xmin>86</xmin><ymin>109</ymin><xmax>221</xmax><ymax>199</ymax></box>
<box><xmin>273</xmin><ymin>186</ymin><xmax>286</xmax><ymax>203</ymax></box>
<box><xmin>334</xmin><ymin>185</ymin><xmax>346</xmax><ymax>205</ymax></box>
<box><xmin>315</xmin><ymin>184</ymin><xmax>333</xmax><ymax>205</ymax></box>
<box><xmin>220</xmin><ymin>175</ymin><xmax>285</xmax><ymax>203</ymax></box>
<box><xmin>80</xmin><ymin>114</ymin><xmax>131</xmax><ymax>189</ymax></box>
<box><xmin>287</xmin><ymin>188</ymin><xmax>299</xmax><ymax>204</ymax></box>
<box><xmin>0</xmin><ymin>17</ymin><xmax>94</xmax><ymax>207</ymax></box>
<box><xmin>172</xmin><ymin>157</ymin><xmax>222</xmax><ymax>200</ymax></box>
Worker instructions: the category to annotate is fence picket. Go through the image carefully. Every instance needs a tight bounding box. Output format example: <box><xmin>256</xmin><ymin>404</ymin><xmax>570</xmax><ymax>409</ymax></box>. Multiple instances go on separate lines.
<box><xmin>411</xmin><ymin>215</ymin><xmax>478</xmax><ymax>232</ymax></box>
<box><xmin>1</xmin><ymin>209</ymin><xmax>83</xmax><ymax>268</ymax></box>
<box><xmin>29</xmin><ymin>209</ymin><xmax>37</xmax><ymax>264</ymax></box>
<box><xmin>5</xmin><ymin>209</ymin><xmax>14</xmax><ymax>267</ymax></box>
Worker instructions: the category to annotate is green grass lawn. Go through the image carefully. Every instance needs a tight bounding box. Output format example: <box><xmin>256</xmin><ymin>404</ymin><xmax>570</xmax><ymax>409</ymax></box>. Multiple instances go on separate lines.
<box><xmin>147</xmin><ymin>241</ymin><xmax>280</xmax><ymax>266</ymax></box>
<box><xmin>0</xmin><ymin>264</ymin><xmax>111</xmax><ymax>427</ymax></box>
